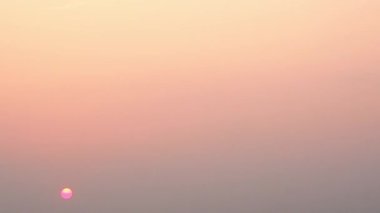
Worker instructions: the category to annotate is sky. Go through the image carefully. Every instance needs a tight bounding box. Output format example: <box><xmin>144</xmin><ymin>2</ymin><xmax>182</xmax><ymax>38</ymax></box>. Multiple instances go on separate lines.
<box><xmin>0</xmin><ymin>0</ymin><xmax>380</xmax><ymax>212</ymax></box>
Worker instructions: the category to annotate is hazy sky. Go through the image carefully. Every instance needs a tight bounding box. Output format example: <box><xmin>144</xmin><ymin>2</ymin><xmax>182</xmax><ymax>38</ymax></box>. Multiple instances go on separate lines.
<box><xmin>1</xmin><ymin>0</ymin><xmax>379</xmax><ymax>212</ymax></box>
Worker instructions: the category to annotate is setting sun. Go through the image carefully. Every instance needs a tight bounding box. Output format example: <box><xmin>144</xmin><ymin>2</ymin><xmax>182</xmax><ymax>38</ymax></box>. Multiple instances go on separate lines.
<box><xmin>60</xmin><ymin>188</ymin><xmax>73</xmax><ymax>200</ymax></box>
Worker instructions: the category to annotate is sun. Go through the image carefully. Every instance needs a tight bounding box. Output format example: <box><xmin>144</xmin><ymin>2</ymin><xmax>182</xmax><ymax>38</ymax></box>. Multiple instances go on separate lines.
<box><xmin>60</xmin><ymin>187</ymin><xmax>73</xmax><ymax>200</ymax></box>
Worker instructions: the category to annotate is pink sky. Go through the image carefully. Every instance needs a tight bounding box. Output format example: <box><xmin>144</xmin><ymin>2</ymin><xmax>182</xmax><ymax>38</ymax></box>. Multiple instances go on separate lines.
<box><xmin>1</xmin><ymin>0</ymin><xmax>379</xmax><ymax>212</ymax></box>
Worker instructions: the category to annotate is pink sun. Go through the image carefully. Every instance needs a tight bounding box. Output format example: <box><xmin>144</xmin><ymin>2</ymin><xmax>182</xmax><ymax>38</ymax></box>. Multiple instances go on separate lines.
<box><xmin>60</xmin><ymin>188</ymin><xmax>73</xmax><ymax>200</ymax></box>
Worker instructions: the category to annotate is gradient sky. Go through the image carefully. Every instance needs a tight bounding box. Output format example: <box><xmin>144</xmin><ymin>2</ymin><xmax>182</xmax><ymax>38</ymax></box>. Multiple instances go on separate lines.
<box><xmin>1</xmin><ymin>0</ymin><xmax>380</xmax><ymax>212</ymax></box>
